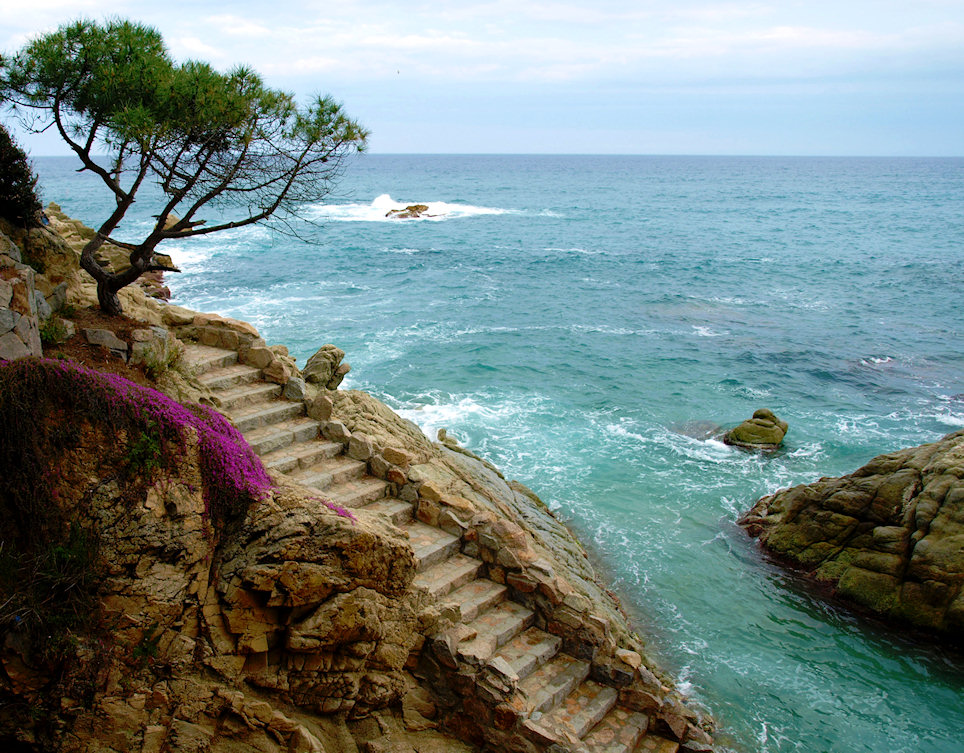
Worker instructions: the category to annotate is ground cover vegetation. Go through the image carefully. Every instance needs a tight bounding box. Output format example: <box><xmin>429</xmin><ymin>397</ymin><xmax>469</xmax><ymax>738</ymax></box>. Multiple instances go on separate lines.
<box><xmin>0</xmin><ymin>18</ymin><xmax>367</xmax><ymax>315</ymax></box>
<box><xmin>0</xmin><ymin>357</ymin><xmax>272</xmax><ymax>695</ymax></box>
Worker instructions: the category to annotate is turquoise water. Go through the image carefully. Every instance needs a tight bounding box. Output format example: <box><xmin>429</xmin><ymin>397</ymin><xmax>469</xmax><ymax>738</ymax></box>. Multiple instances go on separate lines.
<box><xmin>36</xmin><ymin>155</ymin><xmax>964</xmax><ymax>752</ymax></box>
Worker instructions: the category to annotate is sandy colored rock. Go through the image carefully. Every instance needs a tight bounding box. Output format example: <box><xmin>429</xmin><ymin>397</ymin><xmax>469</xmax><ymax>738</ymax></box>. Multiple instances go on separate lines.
<box><xmin>304</xmin><ymin>344</ymin><xmax>346</xmax><ymax>385</ymax></box>
<box><xmin>331</xmin><ymin>390</ymin><xmax>437</xmax><ymax>464</ymax></box>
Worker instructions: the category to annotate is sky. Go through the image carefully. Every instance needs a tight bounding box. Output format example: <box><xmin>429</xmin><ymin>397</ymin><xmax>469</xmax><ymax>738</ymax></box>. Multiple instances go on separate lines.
<box><xmin>1</xmin><ymin>0</ymin><xmax>963</xmax><ymax>156</ymax></box>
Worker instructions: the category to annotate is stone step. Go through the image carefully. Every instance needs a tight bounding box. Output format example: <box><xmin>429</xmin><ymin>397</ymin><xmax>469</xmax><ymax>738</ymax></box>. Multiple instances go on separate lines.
<box><xmin>216</xmin><ymin>381</ymin><xmax>283</xmax><ymax>411</ymax></box>
<box><xmin>243</xmin><ymin>417</ymin><xmax>321</xmax><ymax>456</ymax></box>
<box><xmin>402</xmin><ymin>522</ymin><xmax>461</xmax><ymax>571</ymax></box>
<box><xmin>361</xmin><ymin>498</ymin><xmax>414</xmax><ymax>526</ymax></box>
<box><xmin>414</xmin><ymin>554</ymin><xmax>482</xmax><ymax>599</ymax></box>
<box><xmin>445</xmin><ymin>579</ymin><xmax>507</xmax><ymax>624</ymax></box>
<box><xmin>634</xmin><ymin>735</ymin><xmax>680</xmax><ymax>753</ymax></box>
<box><xmin>526</xmin><ymin>681</ymin><xmax>618</xmax><ymax>743</ymax></box>
<box><xmin>260</xmin><ymin>439</ymin><xmax>344</xmax><ymax>474</ymax></box>
<box><xmin>327</xmin><ymin>477</ymin><xmax>390</xmax><ymax>509</ymax></box>
<box><xmin>491</xmin><ymin>627</ymin><xmax>562</xmax><ymax>681</ymax></box>
<box><xmin>183</xmin><ymin>344</ymin><xmax>238</xmax><ymax>375</ymax></box>
<box><xmin>582</xmin><ymin>707</ymin><xmax>650</xmax><ymax>753</ymax></box>
<box><xmin>228</xmin><ymin>399</ymin><xmax>305</xmax><ymax>433</ymax></box>
<box><xmin>512</xmin><ymin>654</ymin><xmax>590</xmax><ymax>717</ymax></box>
<box><xmin>198</xmin><ymin>362</ymin><xmax>262</xmax><ymax>391</ymax></box>
<box><xmin>291</xmin><ymin>455</ymin><xmax>367</xmax><ymax>490</ymax></box>
<box><xmin>457</xmin><ymin>600</ymin><xmax>535</xmax><ymax>666</ymax></box>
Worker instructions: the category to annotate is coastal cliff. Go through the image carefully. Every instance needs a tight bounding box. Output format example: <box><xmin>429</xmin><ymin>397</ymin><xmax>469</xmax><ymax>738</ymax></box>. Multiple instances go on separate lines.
<box><xmin>741</xmin><ymin>429</ymin><xmax>964</xmax><ymax>641</ymax></box>
<box><xmin>0</xmin><ymin>211</ymin><xmax>714</xmax><ymax>752</ymax></box>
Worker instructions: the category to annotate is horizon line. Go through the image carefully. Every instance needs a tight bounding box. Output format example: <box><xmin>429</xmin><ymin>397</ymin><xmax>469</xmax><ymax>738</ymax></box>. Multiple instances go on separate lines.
<box><xmin>30</xmin><ymin>152</ymin><xmax>964</xmax><ymax>159</ymax></box>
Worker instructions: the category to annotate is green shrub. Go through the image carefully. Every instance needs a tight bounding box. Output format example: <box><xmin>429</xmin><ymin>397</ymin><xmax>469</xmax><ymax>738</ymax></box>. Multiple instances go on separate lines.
<box><xmin>143</xmin><ymin>338</ymin><xmax>185</xmax><ymax>381</ymax></box>
<box><xmin>0</xmin><ymin>123</ymin><xmax>42</xmax><ymax>227</ymax></box>
<box><xmin>39</xmin><ymin>317</ymin><xmax>67</xmax><ymax>345</ymax></box>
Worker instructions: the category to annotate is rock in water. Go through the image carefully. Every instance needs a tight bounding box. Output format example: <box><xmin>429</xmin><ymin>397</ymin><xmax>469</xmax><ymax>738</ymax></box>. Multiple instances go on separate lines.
<box><xmin>723</xmin><ymin>408</ymin><xmax>788</xmax><ymax>451</ymax></box>
<box><xmin>386</xmin><ymin>204</ymin><xmax>431</xmax><ymax>219</ymax></box>
<box><xmin>740</xmin><ymin>429</ymin><xmax>964</xmax><ymax>641</ymax></box>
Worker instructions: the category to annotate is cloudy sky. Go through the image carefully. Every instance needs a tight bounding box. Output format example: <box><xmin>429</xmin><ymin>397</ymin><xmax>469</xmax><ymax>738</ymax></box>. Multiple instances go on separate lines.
<box><xmin>2</xmin><ymin>0</ymin><xmax>963</xmax><ymax>155</ymax></box>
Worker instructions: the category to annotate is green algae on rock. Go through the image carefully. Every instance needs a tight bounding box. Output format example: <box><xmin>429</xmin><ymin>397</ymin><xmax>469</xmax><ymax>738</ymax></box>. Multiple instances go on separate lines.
<box><xmin>740</xmin><ymin>429</ymin><xmax>964</xmax><ymax>640</ymax></box>
<box><xmin>723</xmin><ymin>408</ymin><xmax>788</xmax><ymax>451</ymax></box>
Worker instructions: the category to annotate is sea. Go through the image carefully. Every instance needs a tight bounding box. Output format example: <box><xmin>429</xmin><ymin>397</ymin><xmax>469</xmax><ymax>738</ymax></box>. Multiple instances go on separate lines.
<box><xmin>35</xmin><ymin>154</ymin><xmax>964</xmax><ymax>753</ymax></box>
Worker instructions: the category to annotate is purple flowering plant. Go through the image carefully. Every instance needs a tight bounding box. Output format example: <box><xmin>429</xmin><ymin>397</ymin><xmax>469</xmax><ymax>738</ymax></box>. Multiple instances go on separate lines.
<box><xmin>1</xmin><ymin>357</ymin><xmax>272</xmax><ymax>528</ymax></box>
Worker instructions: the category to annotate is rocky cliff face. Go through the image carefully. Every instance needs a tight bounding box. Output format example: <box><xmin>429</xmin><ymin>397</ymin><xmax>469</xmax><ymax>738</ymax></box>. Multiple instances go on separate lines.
<box><xmin>741</xmin><ymin>429</ymin><xmax>964</xmax><ymax>641</ymax></box>
<box><xmin>0</xmin><ymin>211</ymin><xmax>715</xmax><ymax>752</ymax></box>
<box><xmin>0</xmin><ymin>357</ymin><xmax>455</xmax><ymax>752</ymax></box>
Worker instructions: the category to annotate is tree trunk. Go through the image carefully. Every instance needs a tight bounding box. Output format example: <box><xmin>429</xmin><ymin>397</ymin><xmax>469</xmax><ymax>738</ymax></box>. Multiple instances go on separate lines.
<box><xmin>96</xmin><ymin>279</ymin><xmax>124</xmax><ymax>317</ymax></box>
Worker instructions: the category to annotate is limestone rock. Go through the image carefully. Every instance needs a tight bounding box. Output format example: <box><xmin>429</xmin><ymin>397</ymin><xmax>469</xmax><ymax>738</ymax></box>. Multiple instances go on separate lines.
<box><xmin>741</xmin><ymin>429</ymin><xmax>964</xmax><ymax>639</ymax></box>
<box><xmin>331</xmin><ymin>390</ymin><xmax>437</xmax><ymax>464</ymax></box>
<box><xmin>328</xmin><ymin>362</ymin><xmax>351</xmax><ymax>390</ymax></box>
<box><xmin>285</xmin><ymin>376</ymin><xmax>308</xmax><ymax>401</ymax></box>
<box><xmin>348</xmin><ymin>432</ymin><xmax>375</xmax><ymax>461</ymax></box>
<box><xmin>307</xmin><ymin>393</ymin><xmax>334</xmax><ymax>422</ymax></box>
<box><xmin>83</xmin><ymin>327</ymin><xmax>129</xmax><ymax>360</ymax></box>
<box><xmin>264</xmin><ymin>357</ymin><xmax>292</xmax><ymax>385</ymax></box>
<box><xmin>160</xmin><ymin>303</ymin><xmax>197</xmax><ymax>327</ymax></box>
<box><xmin>304</xmin><ymin>345</ymin><xmax>346</xmax><ymax>385</ymax></box>
<box><xmin>723</xmin><ymin>408</ymin><xmax>788</xmax><ymax>451</ymax></box>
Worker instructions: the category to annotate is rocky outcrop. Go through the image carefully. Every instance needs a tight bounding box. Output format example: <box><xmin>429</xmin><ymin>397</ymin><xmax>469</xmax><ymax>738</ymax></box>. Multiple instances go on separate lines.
<box><xmin>0</xmin><ymin>208</ymin><xmax>716</xmax><ymax>752</ymax></box>
<box><xmin>0</xmin><ymin>360</ymin><xmax>449</xmax><ymax>752</ymax></box>
<box><xmin>0</xmin><ymin>225</ymin><xmax>70</xmax><ymax>360</ymax></box>
<box><xmin>723</xmin><ymin>409</ymin><xmax>788</xmax><ymax>451</ymax></box>
<box><xmin>304</xmin><ymin>344</ymin><xmax>351</xmax><ymax>390</ymax></box>
<box><xmin>178</xmin><ymin>341</ymin><xmax>715</xmax><ymax>752</ymax></box>
<box><xmin>741</xmin><ymin>429</ymin><xmax>964</xmax><ymax>641</ymax></box>
<box><xmin>386</xmin><ymin>204</ymin><xmax>431</xmax><ymax>219</ymax></box>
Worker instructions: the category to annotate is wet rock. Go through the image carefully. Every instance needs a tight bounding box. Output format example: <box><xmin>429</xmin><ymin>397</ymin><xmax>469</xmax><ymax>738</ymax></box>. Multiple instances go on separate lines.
<box><xmin>741</xmin><ymin>429</ymin><xmax>964</xmax><ymax>640</ymax></box>
<box><xmin>723</xmin><ymin>408</ymin><xmax>788</xmax><ymax>451</ymax></box>
<box><xmin>386</xmin><ymin>204</ymin><xmax>431</xmax><ymax>219</ymax></box>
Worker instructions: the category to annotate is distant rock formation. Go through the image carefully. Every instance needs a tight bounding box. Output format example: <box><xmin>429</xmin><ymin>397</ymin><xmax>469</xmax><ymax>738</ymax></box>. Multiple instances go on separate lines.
<box><xmin>741</xmin><ymin>429</ymin><xmax>964</xmax><ymax>641</ymax></box>
<box><xmin>386</xmin><ymin>204</ymin><xmax>431</xmax><ymax>219</ymax></box>
<box><xmin>723</xmin><ymin>409</ymin><xmax>788</xmax><ymax>451</ymax></box>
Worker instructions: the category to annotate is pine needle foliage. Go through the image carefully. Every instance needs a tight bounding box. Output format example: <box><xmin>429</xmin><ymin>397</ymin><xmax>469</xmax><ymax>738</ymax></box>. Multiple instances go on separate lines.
<box><xmin>0</xmin><ymin>123</ymin><xmax>41</xmax><ymax>227</ymax></box>
<box><xmin>0</xmin><ymin>18</ymin><xmax>367</xmax><ymax>314</ymax></box>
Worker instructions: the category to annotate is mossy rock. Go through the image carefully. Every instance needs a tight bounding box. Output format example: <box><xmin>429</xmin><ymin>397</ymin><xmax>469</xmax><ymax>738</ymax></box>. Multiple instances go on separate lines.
<box><xmin>724</xmin><ymin>408</ymin><xmax>788</xmax><ymax>451</ymax></box>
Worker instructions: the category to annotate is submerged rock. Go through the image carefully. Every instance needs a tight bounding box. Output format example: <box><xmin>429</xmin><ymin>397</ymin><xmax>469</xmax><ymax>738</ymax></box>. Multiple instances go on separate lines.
<box><xmin>740</xmin><ymin>429</ymin><xmax>964</xmax><ymax>641</ymax></box>
<box><xmin>672</xmin><ymin>420</ymin><xmax>724</xmax><ymax>441</ymax></box>
<box><xmin>723</xmin><ymin>408</ymin><xmax>788</xmax><ymax>451</ymax></box>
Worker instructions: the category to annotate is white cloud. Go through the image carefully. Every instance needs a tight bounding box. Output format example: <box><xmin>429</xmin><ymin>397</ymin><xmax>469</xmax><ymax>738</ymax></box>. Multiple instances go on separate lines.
<box><xmin>169</xmin><ymin>36</ymin><xmax>228</xmax><ymax>62</ymax></box>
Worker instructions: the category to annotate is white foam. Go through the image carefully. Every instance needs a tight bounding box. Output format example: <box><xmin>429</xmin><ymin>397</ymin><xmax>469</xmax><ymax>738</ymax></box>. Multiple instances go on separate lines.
<box><xmin>394</xmin><ymin>395</ymin><xmax>504</xmax><ymax>441</ymax></box>
<box><xmin>859</xmin><ymin>356</ymin><xmax>895</xmax><ymax>366</ymax></box>
<box><xmin>605</xmin><ymin>423</ymin><xmax>650</xmax><ymax>445</ymax></box>
<box><xmin>934</xmin><ymin>409</ymin><xmax>964</xmax><ymax>427</ymax></box>
<box><xmin>310</xmin><ymin>193</ymin><xmax>512</xmax><ymax>223</ymax></box>
<box><xmin>692</xmin><ymin>325</ymin><xmax>728</xmax><ymax>337</ymax></box>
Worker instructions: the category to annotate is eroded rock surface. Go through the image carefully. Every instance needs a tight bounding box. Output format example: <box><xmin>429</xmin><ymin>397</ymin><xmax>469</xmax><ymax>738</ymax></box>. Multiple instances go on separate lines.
<box><xmin>741</xmin><ymin>429</ymin><xmax>964</xmax><ymax>640</ymax></box>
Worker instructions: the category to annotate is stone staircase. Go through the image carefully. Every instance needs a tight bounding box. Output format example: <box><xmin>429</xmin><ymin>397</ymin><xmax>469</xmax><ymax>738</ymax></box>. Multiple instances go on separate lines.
<box><xmin>184</xmin><ymin>343</ymin><xmax>684</xmax><ymax>753</ymax></box>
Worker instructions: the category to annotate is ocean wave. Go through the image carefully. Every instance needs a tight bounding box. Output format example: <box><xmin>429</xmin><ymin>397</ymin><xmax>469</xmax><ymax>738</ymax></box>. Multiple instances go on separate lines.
<box><xmin>309</xmin><ymin>193</ymin><xmax>512</xmax><ymax>222</ymax></box>
<box><xmin>383</xmin><ymin>247</ymin><xmax>432</xmax><ymax>255</ymax></box>
<box><xmin>858</xmin><ymin>356</ymin><xmax>896</xmax><ymax>367</ymax></box>
<box><xmin>543</xmin><ymin>246</ymin><xmax>603</xmax><ymax>255</ymax></box>
<box><xmin>394</xmin><ymin>394</ymin><xmax>512</xmax><ymax>441</ymax></box>
<box><xmin>693</xmin><ymin>325</ymin><xmax>729</xmax><ymax>337</ymax></box>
